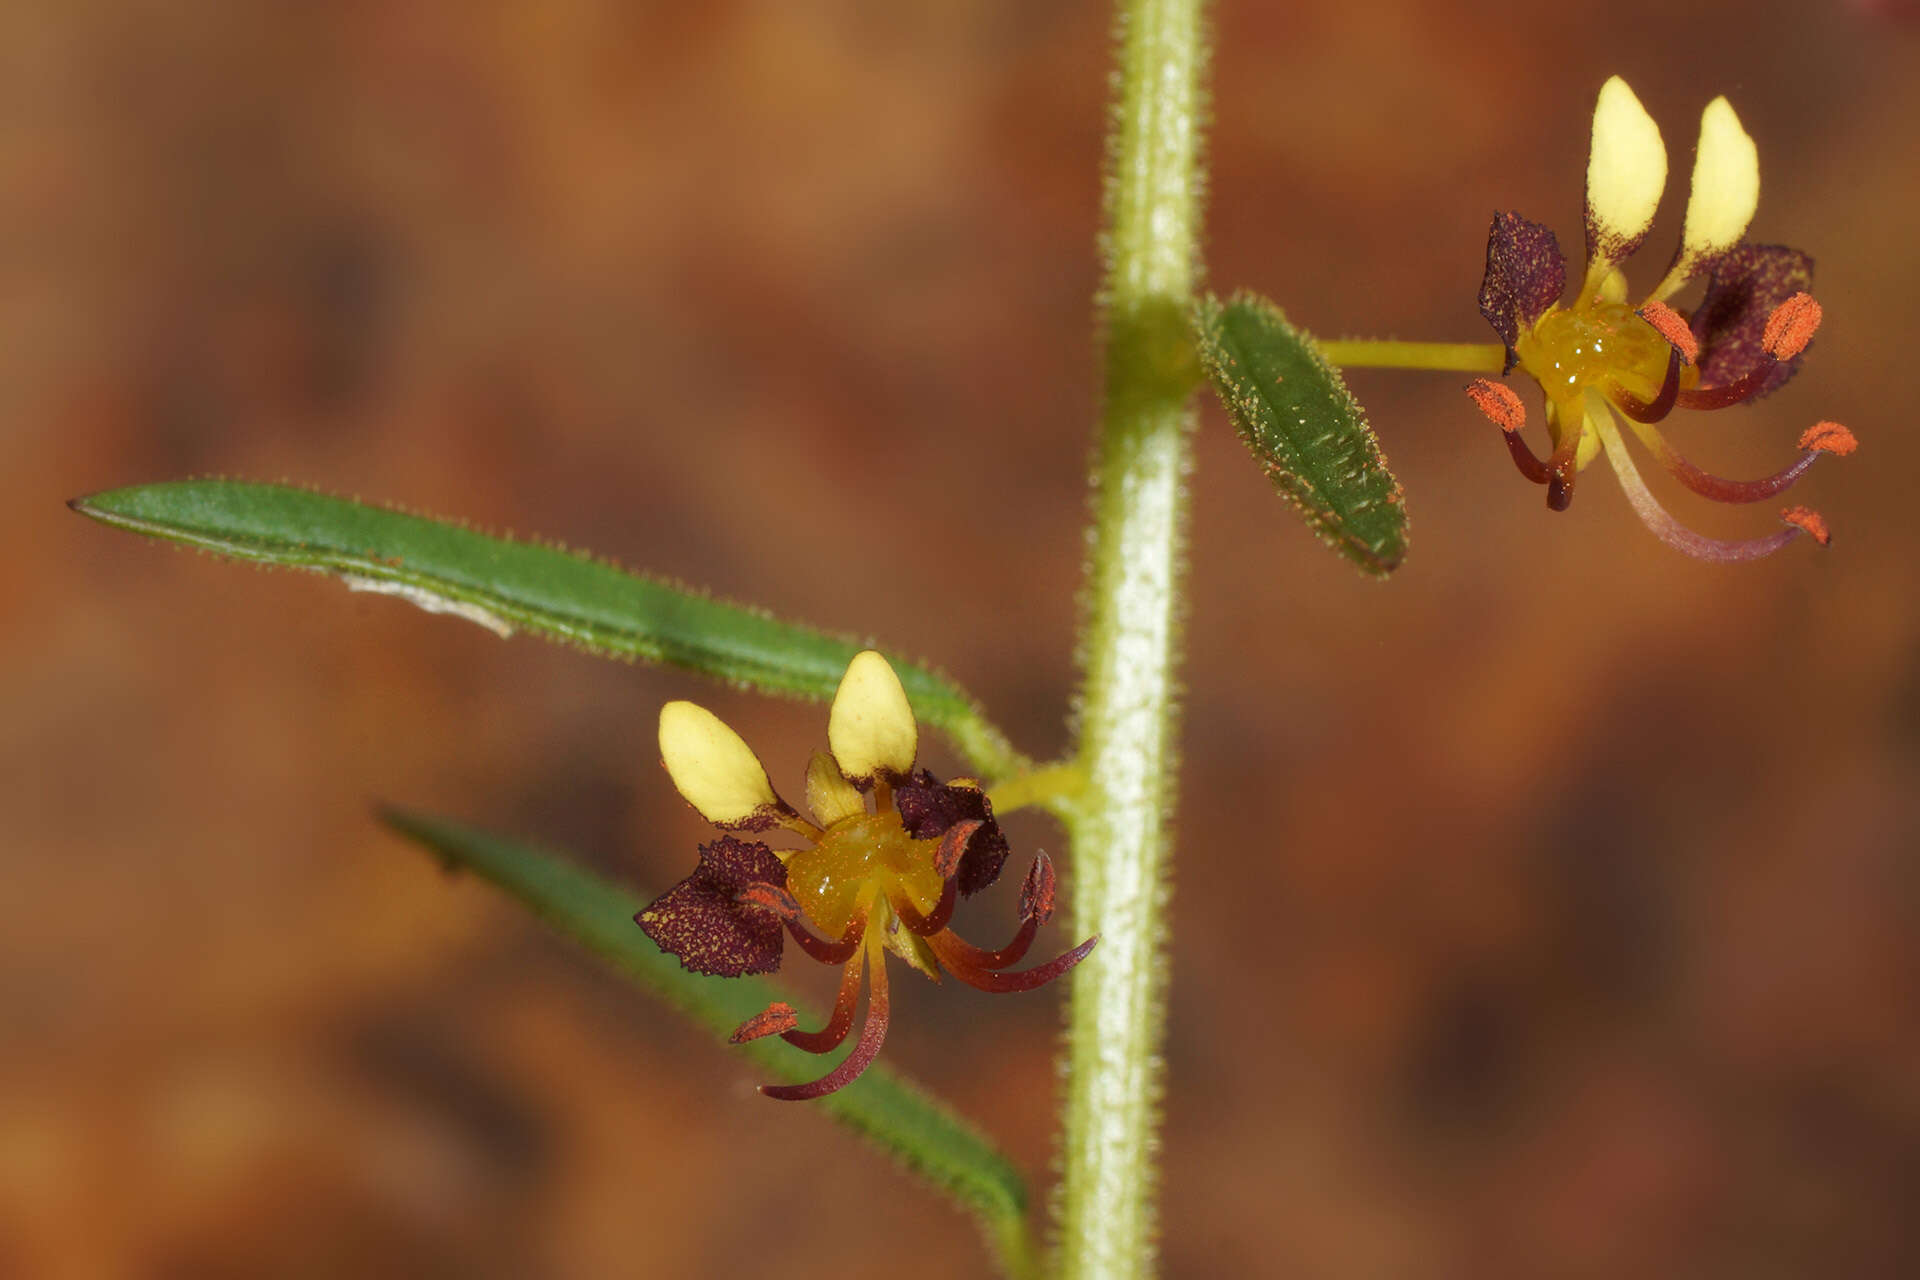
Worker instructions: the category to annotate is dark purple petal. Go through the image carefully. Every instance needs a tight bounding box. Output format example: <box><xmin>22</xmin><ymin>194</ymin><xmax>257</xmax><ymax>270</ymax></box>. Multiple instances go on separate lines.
<box><xmin>893</xmin><ymin>769</ymin><xmax>1011</xmax><ymax>897</ymax></box>
<box><xmin>635</xmin><ymin>836</ymin><xmax>788</xmax><ymax>977</ymax></box>
<box><xmin>1691</xmin><ymin>243</ymin><xmax>1814</xmax><ymax>399</ymax></box>
<box><xmin>1478</xmin><ymin>211</ymin><xmax>1567</xmax><ymax>372</ymax></box>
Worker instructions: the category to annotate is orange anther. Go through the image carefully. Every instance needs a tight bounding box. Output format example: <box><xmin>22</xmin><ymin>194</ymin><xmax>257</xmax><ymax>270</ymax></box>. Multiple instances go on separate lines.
<box><xmin>1797</xmin><ymin>421</ymin><xmax>1857</xmax><ymax>456</ymax></box>
<box><xmin>1762</xmin><ymin>292</ymin><xmax>1822</xmax><ymax>361</ymax></box>
<box><xmin>735</xmin><ymin>882</ymin><xmax>801</xmax><ymax>918</ymax></box>
<box><xmin>1781</xmin><ymin>506</ymin><xmax>1831</xmax><ymax>546</ymax></box>
<box><xmin>730</xmin><ymin>1002</ymin><xmax>799</xmax><ymax>1043</ymax></box>
<box><xmin>1465</xmin><ymin>378</ymin><xmax>1527</xmax><ymax>433</ymax></box>
<box><xmin>1636</xmin><ymin>300</ymin><xmax>1700</xmax><ymax>364</ymax></box>
<box><xmin>1019</xmin><ymin>853</ymin><xmax>1058</xmax><ymax>926</ymax></box>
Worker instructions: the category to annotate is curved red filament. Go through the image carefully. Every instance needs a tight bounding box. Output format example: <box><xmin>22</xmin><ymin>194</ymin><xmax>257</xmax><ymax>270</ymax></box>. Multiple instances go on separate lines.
<box><xmin>763</xmin><ymin>948</ymin><xmax>891</xmax><ymax>1101</ymax></box>
<box><xmin>1543</xmin><ymin>430</ymin><xmax>1582</xmax><ymax>512</ymax></box>
<box><xmin>782</xmin><ymin>945</ymin><xmax>865</xmax><ymax>1055</ymax></box>
<box><xmin>928</xmin><ymin>931</ymin><xmax>1098</xmax><ymax>994</ymax></box>
<box><xmin>1653</xmin><ymin>440</ymin><xmax>1823</xmax><ymax>504</ymax></box>
<box><xmin>1609</xmin><ymin>349</ymin><xmax>1681</xmax><ymax>424</ymax></box>
<box><xmin>1675</xmin><ymin>362</ymin><xmax>1772</xmax><ymax>411</ymax></box>
<box><xmin>1499</xmin><ymin>429</ymin><xmax>1552</xmax><ymax>486</ymax></box>
<box><xmin>893</xmin><ymin>878</ymin><xmax>957</xmax><ymax>936</ymax></box>
<box><xmin>785</xmin><ymin>911</ymin><xmax>867</xmax><ymax>965</ymax></box>
<box><xmin>933</xmin><ymin>916</ymin><xmax>1041</xmax><ymax>972</ymax></box>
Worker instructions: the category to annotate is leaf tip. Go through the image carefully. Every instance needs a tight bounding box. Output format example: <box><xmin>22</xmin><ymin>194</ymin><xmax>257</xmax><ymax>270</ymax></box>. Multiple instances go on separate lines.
<box><xmin>373</xmin><ymin>804</ymin><xmax>463</xmax><ymax>874</ymax></box>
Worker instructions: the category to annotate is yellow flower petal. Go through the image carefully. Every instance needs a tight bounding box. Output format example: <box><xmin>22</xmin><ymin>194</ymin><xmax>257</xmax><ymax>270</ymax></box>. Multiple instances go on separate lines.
<box><xmin>804</xmin><ymin>749</ymin><xmax>866</xmax><ymax>827</ymax></box>
<box><xmin>1649</xmin><ymin>96</ymin><xmax>1759</xmax><ymax>302</ymax></box>
<box><xmin>1584</xmin><ymin>76</ymin><xmax>1667</xmax><ymax>279</ymax></box>
<box><xmin>827</xmin><ymin>650</ymin><xmax>917</xmax><ymax>783</ymax></box>
<box><xmin>658</xmin><ymin>700</ymin><xmax>780</xmax><ymax>827</ymax></box>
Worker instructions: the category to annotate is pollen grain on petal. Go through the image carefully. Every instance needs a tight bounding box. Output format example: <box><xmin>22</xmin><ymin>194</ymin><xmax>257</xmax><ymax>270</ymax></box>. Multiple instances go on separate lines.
<box><xmin>1763</xmin><ymin>292</ymin><xmax>1822</xmax><ymax>361</ymax></box>
<box><xmin>1781</xmin><ymin>505</ymin><xmax>1832</xmax><ymax>546</ymax></box>
<box><xmin>1798</xmin><ymin>421</ymin><xmax>1857</xmax><ymax>456</ymax></box>
<box><xmin>1637</xmin><ymin>301</ymin><xmax>1701</xmax><ymax>364</ymax></box>
<box><xmin>1465</xmin><ymin>378</ymin><xmax>1527</xmax><ymax>433</ymax></box>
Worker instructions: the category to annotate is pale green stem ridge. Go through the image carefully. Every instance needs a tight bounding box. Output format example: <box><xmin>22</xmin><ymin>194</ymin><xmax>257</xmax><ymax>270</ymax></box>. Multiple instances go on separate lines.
<box><xmin>1054</xmin><ymin>1</ymin><xmax>1207</xmax><ymax>1277</ymax></box>
<box><xmin>987</xmin><ymin>762</ymin><xmax>1087</xmax><ymax>819</ymax></box>
<box><xmin>1315</xmin><ymin>338</ymin><xmax>1508</xmax><ymax>372</ymax></box>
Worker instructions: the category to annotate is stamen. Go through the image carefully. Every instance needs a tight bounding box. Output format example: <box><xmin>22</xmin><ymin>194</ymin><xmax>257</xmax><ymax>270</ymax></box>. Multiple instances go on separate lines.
<box><xmin>785</xmin><ymin>910</ymin><xmax>868</xmax><ymax>966</ymax></box>
<box><xmin>1677</xmin><ymin>294</ymin><xmax>1822</xmax><ymax>412</ymax></box>
<box><xmin>1464</xmin><ymin>379</ymin><xmax>1551</xmax><ymax>486</ymax></box>
<box><xmin>932</xmin><ymin>819</ymin><xmax>984</xmax><ymax>881</ymax></box>
<box><xmin>1798</xmin><ymin>421</ymin><xmax>1857</xmax><ymax>456</ymax></box>
<box><xmin>1544</xmin><ymin>429</ymin><xmax>1583</xmax><ymax>512</ymax></box>
<box><xmin>1781</xmin><ymin>506</ymin><xmax>1831</xmax><ymax>546</ymax></box>
<box><xmin>781</xmin><ymin>947</ymin><xmax>866</xmax><ymax>1054</ymax></box>
<box><xmin>1465</xmin><ymin>378</ymin><xmax>1526</xmax><ymax>432</ymax></box>
<box><xmin>1595</xmin><ymin>416</ymin><xmax>1814</xmax><ymax>561</ymax></box>
<box><xmin>938</xmin><ymin>916</ymin><xmax>1040</xmax><ymax>972</ymax></box>
<box><xmin>1675</xmin><ymin>367</ymin><xmax>1769</xmax><ymax>411</ymax></box>
<box><xmin>1623</xmin><ymin>417</ymin><xmax>1830</xmax><ymax>503</ymax></box>
<box><xmin>1609</xmin><ymin>348</ymin><xmax>1681</xmax><ymax>424</ymax></box>
<box><xmin>735</xmin><ymin>882</ymin><xmax>803</xmax><ymax>919</ymax></box>
<box><xmin>893</xmin><ymin>877</ymin><xmax>957</xmax><ymax>936</ymax></box>
<box><xmin>762</xmin><ymin>945</ymin><xmax>891</xmax><ymax>1100</ymax></box>
<box><xmin>730</xmin><ymin>1002</ymin><xmax>799</xmax><ymax>1044</ymax></box>
<box><xmin>1019</xmin><ymin>854</ymin><xmax>1058</xmax><ymax>927</ymax></box>
<box><xmin>1762</xmin><ymin>293</ymin><xmax>1821</xmax><ymax>361</ymax></box>
<box><xmin>1636</xmin><ymin>301</ymin><xmax>1699</xmax><ymax>364</ymax></box>
<box><xmin>928</xmin><ymin>930</ymin><xmax>1098</xmax><ymax>994</ymax></box>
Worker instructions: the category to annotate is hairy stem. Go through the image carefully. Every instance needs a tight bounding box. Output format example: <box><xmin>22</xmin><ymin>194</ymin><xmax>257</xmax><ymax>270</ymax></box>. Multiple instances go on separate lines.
<box><xmin>1053</xmin><ymin>1</ymin><xmax>1207</xmax><ymax>1277</ymax></box>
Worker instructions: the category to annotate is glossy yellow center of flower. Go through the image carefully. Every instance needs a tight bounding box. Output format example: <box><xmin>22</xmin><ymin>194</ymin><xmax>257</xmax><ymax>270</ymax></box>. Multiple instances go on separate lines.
<box><xmin>1516</xmin><ymin>301</ymin><xmax>1672</xmax><ymax>409</ymax></box>
<box><xmin>783</xmin><ymin>811</ymin><xmax>944</xmax><ymax>936</ymax></box>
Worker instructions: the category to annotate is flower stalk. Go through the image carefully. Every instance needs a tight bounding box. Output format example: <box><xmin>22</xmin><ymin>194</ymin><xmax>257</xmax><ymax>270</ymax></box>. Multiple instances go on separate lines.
<box><xmin>1054</xmin><ymin>0</ymin><xmax>1208</xmax><ymax>1277</ymax></box>
<box><xmin>1315</xmin><ymin>339</ymin><xmax>1508</xmax><ymax>372</ymax></box>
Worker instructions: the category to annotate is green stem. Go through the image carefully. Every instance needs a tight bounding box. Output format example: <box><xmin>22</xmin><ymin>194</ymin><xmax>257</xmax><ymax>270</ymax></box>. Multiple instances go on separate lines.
<box><xmin>951</xmin><ymin>713</ymin><xmax>1038</xmax><ymax>792</ymax></box>
<box><xmin>1053</xmin><ymin>2</ymin><xmax>1207</xmax><ymax>1277</ymax></box>
<box><xmin>1314</xmin><ymin>338</ymin><xmax>1508</xmax><ymax>372</ymax></box>
<box><xmin>987</xmin><ymin>762</ymin><xmax>1087</xmax><ymax>818</ymax></box>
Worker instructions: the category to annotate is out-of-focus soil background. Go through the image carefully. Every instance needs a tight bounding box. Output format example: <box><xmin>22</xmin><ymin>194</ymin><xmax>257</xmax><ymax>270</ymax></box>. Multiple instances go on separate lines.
<box><xmin>7</xmin><ymin>1</ymin><xmax>1917</xmax><ymax>1276</ymax></box>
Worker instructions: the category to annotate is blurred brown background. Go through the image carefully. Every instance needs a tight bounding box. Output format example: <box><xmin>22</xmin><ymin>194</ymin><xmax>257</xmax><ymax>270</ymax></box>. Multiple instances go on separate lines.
<box><xmin>7</xmin><ymin>1</ymin><xmax>1917</xmax><ymax>1276</ymax></box>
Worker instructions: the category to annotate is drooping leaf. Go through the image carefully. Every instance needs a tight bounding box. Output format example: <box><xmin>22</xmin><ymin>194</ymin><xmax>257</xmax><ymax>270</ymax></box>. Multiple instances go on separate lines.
<box><xmin>68</xmin><ymin>480</ymin><xmax>1021</xmax><ymax>776</ymax></box>
<box><xmin>1196</xmin><ymin>292</ymin><xmax>1409</xmax><ymax>576</ymax></box>
<box><xmin>380</xmin><ymin>808</ymin><xmax>1035</xmax><ymax>1279</ymax></box>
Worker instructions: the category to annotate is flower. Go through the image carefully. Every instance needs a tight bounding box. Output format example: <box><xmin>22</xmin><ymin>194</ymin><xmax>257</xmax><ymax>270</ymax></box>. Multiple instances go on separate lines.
<box><xmin>636</xmin><ymin>650</ymin><xmax>1096</xmax><ymax>1100</ymax></box>
<box><xmin>1469</xmin><ymin>75</ymin><xmax>1856</xmax><ymax>561</ymax></box>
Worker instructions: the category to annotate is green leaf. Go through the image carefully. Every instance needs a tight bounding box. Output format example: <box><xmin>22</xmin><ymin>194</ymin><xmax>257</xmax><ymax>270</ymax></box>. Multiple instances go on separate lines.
<box><xmin>379</xmin><ymin>808</ymin><xmax>1036</xmax><ymax>1280</ymax></box>
<box><xmin>68</xmin><ymin>480</ymin><xmax>1022</xmax><ymax>776</ymax></box>
<box><xmin>1195</xmin><ymin>292</ymin><xmax>1409</xmax><ymax>576</ymax></box>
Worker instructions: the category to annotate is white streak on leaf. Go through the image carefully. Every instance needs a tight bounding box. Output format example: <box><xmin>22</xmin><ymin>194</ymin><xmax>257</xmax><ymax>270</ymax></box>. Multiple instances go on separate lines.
<box><xmin>340</xmin><ymin>575</ymin><xmax>514</xmax><ymax>638</ymax></box>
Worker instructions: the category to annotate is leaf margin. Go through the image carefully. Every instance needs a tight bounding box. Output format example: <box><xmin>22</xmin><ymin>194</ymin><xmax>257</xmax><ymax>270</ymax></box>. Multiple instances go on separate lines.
<box><xmin>1194</xmin><ymin>290</ymin><xmax>1410</xmax><ymax>577</ymax></box>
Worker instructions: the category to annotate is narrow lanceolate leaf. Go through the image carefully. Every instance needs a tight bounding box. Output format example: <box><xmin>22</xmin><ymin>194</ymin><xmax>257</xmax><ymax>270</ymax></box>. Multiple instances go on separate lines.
<box><xmin>1196</xmin><ymin>292</ymin><xmax>1409</xmax><ymax>576</ymax></box>
<box><xmin>68</xmin><ymin>480</ymin><xmax>1020</xmax><ymax>775</ymax></box>
<box><xmin>380</xmin><ymin>808</ymin><xmax>1035</xmax><ymax>1280</ymax></box>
